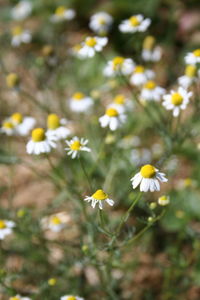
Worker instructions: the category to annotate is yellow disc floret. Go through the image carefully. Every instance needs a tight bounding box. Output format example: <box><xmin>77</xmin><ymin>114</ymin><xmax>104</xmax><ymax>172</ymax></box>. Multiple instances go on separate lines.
<box><xmin>113</xmin><ymin>56</ymin><xmax>124</xmax><ymax>68</ymax></box>
<box><xmin>55</xmin><ymin>6</ymin><xmax>66</xmax><ymax>16</ymax></box>
<box><xmin>48</xmin><ymin>278</ymin><xmax>57</xmax><ymax>286</ymax></box>
<box><xmin>85</xmin><ymin>37</ymin><xmax>97</xmax><ymax>47</ymax></box>
<box><xmin>134</xmin><ymin>65</ymin><xmax>145</xmax><ymax>73</ymax></box>
<box><xmin>185</xmin><ymin>65</ymin><xmax>197</xmax><ymax>77</ymax></box>
<box><xmin>92</xmin><ymin>189</ymin><xmax>108</xmax><ymax>201</ymax></box>
<box><xmin>3</xmin><ymin>121</ymin><xmax>14</xmax><ymax>129</ymax></box>
<box><xmin>6</xmin><ymin>73</ymin><xmax>19</xmax><ymax>88</ymax></box>
<box><xmin>51</xmin><ymin>216</ymin><xmax>61</xmax><ymax>225</ymax></box>
<box><xmin>143</xmin><ymin>35</ymin><xmax>155</xmax><ymax>50</ymax></box>
<box><xmin>73</xmin><ymin>92</ymin><xmax>85</xmax><ymax>101</ymax></box>
<box><xmin>144</xmin><ymin>80</ymin><xmax>156</xmax><ymax>90</ymax></box>
<box><xmin>129</xmin><ymin>16</ymin><xmax>140</xmax><ymax>27</ymax></box>
<box><xmin>98</xmin><ymin>17</ymin><xmax>106</xmax><ymax>25</ymax></box>
<box><xmin>193</xmin><ymin>49</ymin><xmax>200</xmax><ymax>57</ymax></box>
<box><xmin>114</xmin><ymin>94</ymin><xmax>125</xmax><ymax>104</ymax></box>
<box><xmin>47</xmin><ymin>114</ymin><xmax>60</xmax><ymax>130</ymax></box>
<box><xmin>32</xmin><ymin>128</ymin><xmax>45</xmax><ymax>142</ymax></box>
<box><xmin>11</xmin><ymin>113</ymin><xmax>23</xmax><ymax>124</ymax></box>
<box><xmin>10</xmin><ymin>297</ymin><xmax>20</xmax><ymax>300</ymax></box>
<box><xmin>171</xmin><ymin>93</ymin><xmax>183</xmax><ymax>106</ymax></box>
<box><xmin>106</xmin><ymin>108</ymin><xmax>119</xmax><ymax>117</ymax></box>
<box><xmin>66</xmin><ymin>297</ymin><xmax>76</xmax><ymax>300</ymax></box>
<box><xmin>70</xmin><ymin>140</ymin><xmax>81</xmax><ymax>151</ymax></box>
<box><xmin>0</xmin><ymin>220</ymin><xmax>6</xmax><ymax>229</ymax></box>
<box><xmin>140</xmin><ymin>164</ymin><xmax>156</xmax><ymax>178</ymax></box>
<box><xmin>12</xmin><ymin>26</ymin><xmax>23</xmax><ymax>36</ymax></box>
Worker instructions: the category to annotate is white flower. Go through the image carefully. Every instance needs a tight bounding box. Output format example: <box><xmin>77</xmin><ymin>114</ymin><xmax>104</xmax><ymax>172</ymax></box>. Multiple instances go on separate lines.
<box><xmin>140</xmin><ymin>80</ymin><xmax>165</xmax><ymax>102</ymax></box>
<box><xmin>84</xmin><ymin>189</ymin><xmax>114</xmax><ymax>209</ymax></box>
<box><xmin>119</xmin><ymin>14</ymin><xmax>151</xmax><ymax>33</ymax></box>
<box><xmin>142</xmin><ymin>47</ymin><xmax>162</xmax><ymax>62</ymax></box>
<box><xmin>162</xmin><ymin>87</ymin><xmax>193</xmax><ymax>117</ymax></box>
<box><xmin>69</xmin><ymin>44</ymin><xmax>85</xmax><ymax>59</ymax></box>
<box><xmin>9</xmin><ymin>295</ymin><xmax>31</xmax><ymax>300</ymax></box>
<box><xmin>89</xmin><ymin>12</ymin><xmax>113</xmax><ymax>34</ymax></box>
<box><xmin>47</xmin><ymin>215</ymin><xmax>66</xmax><ymax>232</ymax></box>
<box><xmin>78</xmin><ymin>36</ymin><xmax>108</xmax><ymax>58</ymax></box>
<box><xmin>1</xmin><ymin>113</ymin><xmax>35</xmax><ymax>136</ymax></box>
<box><xmin>69</xmin><ymin>92</ymin><xmax>93</xmax><ymax>113</ymax></box>
<box><xmin>99</xmin><ymin>107</ymin><xmax>126</xmax><ymax>131</ymax></box>
<box><xmin>26</xmin><ymin>128</ymin><xmax>57</xmax><ymax>155</ymax></box>
<box><xmin>1</xmin><ymin>120</ymin><xmax>15</xmax><ymax>136</ymax></box>
<box><xmin>11</xmin><ymin>1</ymin><xmax>32</xmax><ymax>20</ymax></box>
<box><xmin>158</xmin><ymin>195</ymin><xmax>170</xmax><ymax>206</ymax></box>
<box><xmin>0</xmin><ymin>220</ymin><xmax>15</xmax><ymax>240</ymax></box>
<box><xmin>130</xmin><ymin>65</ymin><xmax>155</xmax><ymax>86</ymax></box>
<box><xmin>46</xmin><ymin>114</ymin><xmax>70</xmax><ymax>140</ymax></box>
<box><xmin>131</xmin><ymin>164</ymin><xmax>168</xmax><ymax>192</ymax></box>
<box><xmin>185</xmin><ymin>49</ymin><xmax>200</xmax><ymax>65</ymax></box>
<box><xmin>103</xmin><ymin>56</ymin><xmax>135</xmax><ymax>77</ymax></box>
<box><xmin>51</xmin><ymin>6</ymin><xmax>75</xmax><ymax>22</ymax></box>
<box><xmin>65</xmin><ymin>137</ymin><xmax>91</xmax><ymax>159</ymax></box>
<box><xmin>60</xmin><ymin>295</ymin><xmax>84</xmax><ymax>300</ymax></box>
<box><xmin>11</xmin><ymin>26</ymin><xmax>31</xmax><ymax>47</ymax></box>
<box><xmin>178</xmin><ymin>65</ymin><xmax>199</xmax><ymax>89</ymax></box>
<box><xmin>108</xmin><ymin>94</ymin><xmax>133</xmax><ymax>113</ymax></box>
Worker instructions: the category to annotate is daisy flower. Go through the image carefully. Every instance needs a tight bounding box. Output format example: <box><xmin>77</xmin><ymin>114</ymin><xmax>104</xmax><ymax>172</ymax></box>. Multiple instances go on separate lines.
<box><xmin>69</xmin><ymin>92</ymin><xmax>93</xmax><ymax>113</ymax></box>
<box><xmin>6</xmin><ymin>73</ymin><xmax>20</xmax><ymax>88</ymax></box>
<box><xmin>162</xmin><ymin>87</ymin><xmax>193</xmax><ymax>117</ymax></box>
<box><xmin>65</xmin><ymin>137</ymin><xmax>91</xmax><ymax>159</ymax></box>
<box><xmin>142</xmin><ymin>36</ymin><xmax>162</xmax><ymax>62</ymax></box>
<box><xmin>89</xmin><ymin>12</ymin><xmax>113</xmax><ymax>34</ymax></box>
<box><xmin>103</xmin><ymin>56</ymin><xmax>135</xmax><ymax>77</ymax></box>
<box><xmin>178</xmin><ymin>65</ymin><xmax>199</xmax><ymax>89</ymax></box>
<box><xmin>185</xmin><ymin>49</ymin><xmax>200</xmax><ymax>65</ymax></box>
<box><xmin>51</xmin><ymin>6</ymin><xmax>75</xmax><ymax>22</ymax></box>
<box><xmin>0</xmin><ymin>220</ymin><xmax>15</xmax><ymax>240</ymax></box>
<box><xmin>60</xmin><ymin>295</ymin><xmax>84</xmax><ymax>300</ymax></box>
<box><xmin>119</xmin><ymin>14</ymin><xmax>151</xmax><ymax>33</ymax></box>
<box><xmin>69</xmin><ymin>44</ymin><xmax>84</xmax><ymax>59</ymax></box>
<box><xmin>108</xmin><ymin>94</ymin><xmax>133</xmax><ymax>113</ymax></box>
<box><xmin>9</xmin><ymin>296</ymin><xmax>31</xmax><ymax>300</ymax></box>
<box><xmin>78</xmin><ymin>36</ymin><xmax>108</xmax><ymax>58</ymax></box>
<box><xmin>140</xmin><ymin>80</ymin><xmax>165</xmax><ymax>102</ymax></box>
<box><xmin>11</xmin><ymin>26</ymin><xmax>31</xmax><ymax>47</ymax></box>
<box><xmin>130</xmin><ymin>65</ymin><xmax>155</xmax><ymax>86</ymax></box>
<box><xmin>46</xmin><ymin>114</ymin><xmax>70</xmax><ymax>140</ymax></box>
<box><xmin>1</xmin><ymin>121</ymin><xmax>15</xmax><ymax>136</ymax></box>
<box><xmin>84</xmin><ymin>189</ymin><xmax>114</xmax><ymax>209</ymax></box>
<box><xmin>158</xmin><ymin>195</ymin><xmax>170</xmax><ymax>206</ymax></box>
<box><xmin>48</xmin><ymin>215</ymin><xmax>66</xmax><ymax>232</ymax></box>
<box><xmin>99</xmin><ymin>107</ymin><xmax>126</xmax><ymax>131</ymax></box>
<box><xmin>26</xmin><ymin>128</ymin><xmax>57</xmax><ymax>155</ymax></box>
<box><xmin>131</xmin><ymin>164</ymin><xmax>168</xmax><ymax>192</ymax></box>
<box><xmin>11</xmin><ymin>1</ymin><xmax>32</xmax><ymax>20</ymax></box>
<box><xmin>12</xmin><ymin>113</ymin><xmax>35</xmax><ymax>136</ymax></box>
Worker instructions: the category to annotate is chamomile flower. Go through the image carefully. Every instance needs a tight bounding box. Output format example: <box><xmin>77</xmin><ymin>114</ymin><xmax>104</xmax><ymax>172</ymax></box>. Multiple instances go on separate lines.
<box><xmin>48</xmin><ymin>215</ymin><xmax>66</xmax><ymax>232</ymax></box>
<box><xmin>162</xmin><ymin>87</ymin><xmax>193</xmax><ymax>117</ymax></box>
<box><xmin>46</xmin><ymin>114</ymin><xmax>70</xmax><ymax>141</ymax></box>
<box><xmin>103</xmin><ymin>56</ymin><xmax>135</xmax><ymax>77</ymax></box>
<box><xmin>185</xmin><ymin>49</ymin><xmax>200</xmax><ymax>65</ymax></box>
<box><xmin>78</xmin><ymin>36</ymin><xmax>108</xmax><ymax>58</ymax></box>
<box><xmin>131</xmin><ymin>164</ymin><xmax>168</xmax><ymax>192</ymax></box>
<box><xmin>178</xmin><ymin>65</ymin><xmax>199</xmax><ymax>89</ymax></box>
<box><xmin>99</xmin><ymin>107</ymin><xmax>126</xmax><ymax>131</ymax></box>
<box><xmin>11</xmin><ymin>1</ymin><xmax>32</xmax><ymax>20</ymax></box>
<box><xmin>1</xmin><ymin>121</ymin><xmax>15</xmax><ymax>136</ymax></box>
<box><xmin>65</xmin><ymin>137</ymin><xmax>91</xmax><ymax>159</ymax></box>
<box><xmin>119</xmin><ymin>14</ymin><xmax>151</xmax><ymax>33</ymax></box>
<box><xmin>11</xmin><ymin>26</ymin><xmax>31</xmax><ymax>47</ymax></box>
<box><xmin>26</xmin><ymin>128</ymin><xmax>57</xmax><ymax>155</ymax></box>
<box><xmin>84</xmin><ymin>189</ymin><xmax>114</xmax><ymax>209</ymax></box>
<box><xmin>141</xmin><ymin>36</ymin><xmax>162</xmax><ymax>62</ymax></box>
<box><xmin>61</xmin><ymin>295</ymin><xmax>84</xmax><ymax>300</ymax></box>
<box><xmin>69</xmin><ymin>92</ymin><xmax>93</xmax><ymax>113</ymax></box>
<box><xmin>130</xmin><ymin>65</ymin><xmax>155</xmax><ymax>86</ymax></box>
<box><xmin>108</xmin><ymin>94</ymin><xmax>133</xmax><ymax>113</ymax></box>
<box><xmin>69</xmin><ymin>44</ymin><xmax>84</xmax><ymax>59</ymax></box>
<box><xmin>51</xmin><ymin>6</ymin><xmax>75</xmax><ymax>23</ymax></box>
<box><xmin>140</xmin><ymin>80</ymin><xmax>165</xmax><ymax>102</ymax></box>
<box><xmin>12</xmin><ymin>113</ymin><xmax>35</xmax><ymax>136</ymax></box>
<box><xmin>9</xmin><ymin>296</ymin><xmax>31</xmax><ymax>300</ymax></box>
<box><xmin>89</xmin><ymin>12</ymin><xmax>113</xmax><ymax>34</ymax></box>
<box><xmin>0</xmin><ymin>220</ymin><xmax>15</xmax><ymax>240</ymax></box>
<box><xmin>158</xmin><ymin>195</ymin><xmax>170</xmax><ymax>206</ymax></box>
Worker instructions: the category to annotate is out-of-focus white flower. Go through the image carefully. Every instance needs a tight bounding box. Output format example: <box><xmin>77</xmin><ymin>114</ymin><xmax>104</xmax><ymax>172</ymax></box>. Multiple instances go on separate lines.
<box><xmin>162</xmin><ymin>87</ymin><xmax>192</xmax><ymax>117</ymax></box>
<box><xmin>140</xmin><ymin>80</ymin><xmax>165</xmax><ymax>102</ymax></box>
<box><xmin>1</xmin><ymin>113</ymin><xmax>35</xmax><ymax>136</ymax></box>
<box><xmin>65</xmin><ymin>137</ymin><xmax>91</xmax><ymax>159</ymax></box>
<box><xmin>84</xmin><ymin>189</ymin><xmax>114</xmax><ymax>209</ymax></box>
<box><xmin>10</xmin><ymin>296</ymin><xmax>31</xmax><ymax>300</ymax></box>
<box><xmin>130</xmin><ymin>148</ymin><xmax>152</xmax><ymax>166</ymax></box>
<box><xmin>26</xmin><ymin>128</ymin><xmax>57</xmax><ymax>155</ymax></box>
<box><xmin>1</xmin><ymin>120</ymin><xmax>15</xmax><ymax>136</ymax></box>
<box><xmin>0</xmin><ymin>220</ymin><xmax>15</xmax><ymax>240</ymax></box>
<box><xmin>104</xmin><ymin>56</ymin><xmax>135</xmax><ymax>77</ymax></box>
<box><xmin>99</xmin><ymin>107</ymin><xmax>126</xmax><ymax>131</ymax></box>
<box><xmin>108</xmin><ymin>94</ymin><xmax>133</xmax><ymax>113</ymax></box>
<box><xmin>130</xmin><ymin>65</ymin><xmax>155</xmax><ymax>86</ymax></box>
<box><xmin>89</xmin><ymin>12</ymin><xmax>113</xmax><ymax>34</ymax></box>
<box><xmin>69</xmin><ymin>92</ymin><xmax>93</xmax><ymax>113</ymax></box>
<box><xmin>178</xmin><ymin>65</ymin><xmax>199</xmax><ymax>89</ymax></box>
<box><xmin>142</xmin><ymin>35</ymin><xmax>162</xmax><ymax>62</ymax></box>
<box><xmin>60</xmin><ymin>295</ymin><xmax>84</xmax><ymax>300</ymax></box>
<box><xmin>69</xmin><ymin>44</ymin><xmax>84</xmax><ymax>59</ymax></box>
<box><xmin>46</xmin><ymin>114</ymin><xmax>70</xmax><ymax>141</ymax></box>
<box><xmin>51</xmin><ymin>6</ymin><xmax>75</xmax><ymax>22</ymax></box>
<box><xmin>11</xmin><ymin>26</ymin><xmax>31</xmax><ymax>47</ymax></box>
<box><xmin>47</xmin><ymin>215</ymin><xmax>66</xmax><ymax>232</ymax></box>
<box><xmin>131</xmin><ymin>164</ymin><xmax>168</xmax><ymax>192</ymax></box>
<box><xmin>11</xmin><ymin>1</ymin><xmax>32</xmax><ymax>20</ymax></box>
<box><xmin>119</xmin><ymin>14</ymin><xmax>151</xmax><ymax>33</ymax></box>
<box><xmin>158</xmin><ymin>195</ymin><xmax>170</xmax><ymax>206</ymax></box>
<box><xmin>185</xmin><ymin>49</ymin><xmax>200</xmax><ymax>65</ymax></box>
<box><xmin>78</xmin><ymin>36</ymin><xmax>108</xmax><ymax>58</ymax></box>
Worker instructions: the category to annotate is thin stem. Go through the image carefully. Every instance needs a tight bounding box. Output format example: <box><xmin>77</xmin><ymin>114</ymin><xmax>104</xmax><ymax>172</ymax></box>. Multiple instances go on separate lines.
<box><xmin>79</xmin><ymin>156</ymin><xmax>93</xmax><ymax>192</ymax></box>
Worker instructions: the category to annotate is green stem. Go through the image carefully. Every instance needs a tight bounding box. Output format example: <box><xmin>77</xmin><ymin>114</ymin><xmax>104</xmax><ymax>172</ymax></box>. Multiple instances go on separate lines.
<box><xmin>79</xmin><ymin>156</ymin><xmax>93</xmax><ymax>192</ymax></box>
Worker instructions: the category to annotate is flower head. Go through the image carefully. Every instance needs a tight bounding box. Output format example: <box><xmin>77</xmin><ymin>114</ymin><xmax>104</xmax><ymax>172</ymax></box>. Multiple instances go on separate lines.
<box><xmin>0</xmin><ymin>220</ymin><xmax>15</xmax><ymax>240</ymax></box>
<box><xmin>178</xmin><ymin>65</ymin><xmax>199</xmax><ymax>88</ymax></box>
<box><xmin>60</xmin><ymin>296</ymin><xmax>84</xmax><ymax>300</ymax></box>
<box><xmin>119</xmin><ymin>14</ymin><xmax>151</xmax><ymax>33</ymax></box>
<box><xmin>51</xmin><ymin>6</ymin><xmax>75</xmax><ymax>22</ymax></box>
<box><xmin>99</xmin><ymin>107</ymin><xmax>126</xmax><ymax>131</ymax></box>
<box><xmin>78</xmin><ymin>36</ymin><xmax>108</xmax><ymax>58</ymax></box>
<box><xmin>11</xmin><ymin>26</ymin><xmax>32</xmax><ymax>47</ymax></box>
<box><xmin>65</xmin><ymin>137</ymin><xmax>91</xmax><ymax>159</ymax></box>
<box><xmin>130</xmin><ymin>65</ymin><xmax>155</xmax><ymax>86</ymax></box>
<box><xmin>11</xmin><ymin>1</ymin><xmax>32</xmax><ymax>20</ymax></box>
<box><xmin>185</xmin><ymin>49</ymin><xmax>200</xmax><ymax>65</ymax></box>
<box><xmin>158</xmin><ymin>195</ymin><xmax>170</xmax><ymax>206</ymax></box>
<box><xmin>69</xmin><ymin>92</ymin><xmax>93</xmax><ymax>113</ymax></box>
<box><xmin>140</xmin><ymin>80</ymin><xmax>165</xmax><ymax>102</ymax></box>
<box><xmin>104</xmin><ymin>56</ymin><xmax>135</xmax><ymax>77</ymax></box>
<box><xmin>46</xmin><ymin>114</ymin><xmax>70</xmax><ymax>140</ymax></box>
<box><xmin>6</xmin><ymin>73</ymin><xmax>20</xmax><ymax>88</ymax></box>
<box><xmin>89</xmin><ymin>12</ymin><xmax>113</xmax><ymax>34</ymax></box>
<box><xmin>1</xmin><ymin>113</ymin><xmax>35</xmax><ymax>136</ymax></box>
<box><xmin>84</xmin><ymin>189</ymin><xmax>114</xmax><ymax>209</ymax></box>
<box><xmin>142</xmin><ymin>35</ymin><xmax>162</xmax><ymax>62</ymax></box>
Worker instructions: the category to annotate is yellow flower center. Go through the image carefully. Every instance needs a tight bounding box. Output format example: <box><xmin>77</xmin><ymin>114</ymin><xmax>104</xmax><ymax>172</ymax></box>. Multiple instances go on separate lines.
<box><xmin>73</xmin><ymin>92</ymin><xmax>85</xmax><ymax>101</ymax></box>
<box><xmin>66</xmin><ymin>297</ymin><xmax>76</xmax><ymax>300</ymax></box>
<box><xmin>10</xmin><ymin>297</ymin><xmax>20</xmax><ymax>300</ymax></box>
<box><xmin>3</xmin><ymin>121</ymin><xmax>14</xmax><ymax>129</ymax></box>
<box><xmin>6</xmin><ymin>73</ymin><xmax>19</xmax><ymax>88</ymax></box>
<box><xmin>51</xmin><ymin>216</ymin><xmax>61</xmax><ymax>225</ymax></box>
<box><xmin>11</xmin><ymin>113</ymin><xmax>23</xmax><ymax>124</ymax></box>
<box><xmin>106</xmin><ymin>108</ymin><xmax>119</xmax><ymax>117</ymax></box>
<box><xmin>47</xmin><ymin>114</ymin><xmax>60</xmax><ymax>130</ymax></box>
<box><xmin>184</xmin><ymin>178</ymin><xmax>192</xmax><ymax>187</ymax></box>
<box><xmin>55</xmin><ymin>6</ymin><xmax>66</xmax><ymax>16</ymax></box>
<box><xmin>12</xmin><ymin>26</ymin><xmax>23</xmax><ymax>36</ymax></box>
<box><xmin>140</xmin><ymin>164</ymin><xmax>156</xmax><ymax>178</ymax></box>
<box><xmin>143</xmin><ymin>35</ymin><xmax>155</xmax><ymax>50</ymax></box>
<box><xmin>92</xmin><ymin>189</ymin><xmax>108</xmax><ymax>201</ymax></box>
<box><xmin>73</xmin><ymin>44</ymin><xmax>82</xmax><ymax>52</ymax></box>
<box><xmin>134</xmin><ymin>65</ymin><xmax>145</xmax><ymax>73</ymax></box>
<box><xmin>98</xmin><ymin>17</ymin><xmax>106</xmax><ymax>25</ymax></box>
<box><xmin>32</xmin><ymin>128</ymin><xmax>45</xmax><ymax>142</ymax></box>
<box><xmin>70</xmin><ymin>140</ymin><xmax>81</xmax><ymax>151</ymax></box>
<box><xmin>144</xmin><ymin>80</ymin><xmax>156</xmax><ymax>90</ymax></box>
<box><xmin>0</xmin><ymin>220</ymin><xmax>6</xmax><ymax>229</ymax></box>
<box><xmin>85</xmin><ymin>37</ymin><xmax>97</xmax><ymax>47</ymax></box>
<box><xmin>42</xmin><ymin>45</ymin><xmax>54</xmax><ymax>56</ymax></box>
<box><xmin>113</xmin><ymin>56</ymin><xmax>124</xmax><ymax>68</ymax></box>
<box><xmin>129</xmin><ymin>16</ymin><xmax>140</xmax><ymax>27</ymax></box>
<box><xmin>193</xmin><ymin>49</ymin><xmax>200</xmax><ymax>57</ymax></box>
<box><xmin>171</xmin><ymin>93</ymin><xmax>183</xmax><ymax>106</ymax></box>
<box><xmin>48</xmin><ymin>278</ymin><xmax>57</xmax><ymax>286</ymax></box>
<box><xmin>159</xmin><ymin>195</ymin><xmax>167</xmax><ymax>202</ymax></box>
<box><xmin>114</xmin><ymin>94</ymin><xmax>125</xmax><ymax>105</ymax></box>
<box><xmin>185</xmin><ymin>65</ymin><xmax>197</xmax><ymax>77</ymax></box>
